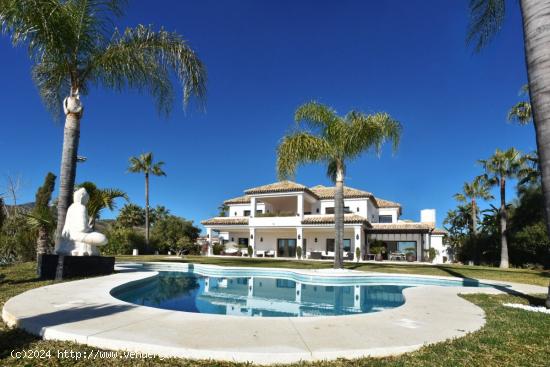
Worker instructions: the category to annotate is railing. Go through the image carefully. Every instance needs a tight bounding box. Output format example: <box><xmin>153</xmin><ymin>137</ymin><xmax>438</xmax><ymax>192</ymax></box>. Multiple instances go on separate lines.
<box><xmin>255</xmin><ymin>211</ymin><xmax>297</xmax><ymax>217</ymax></box>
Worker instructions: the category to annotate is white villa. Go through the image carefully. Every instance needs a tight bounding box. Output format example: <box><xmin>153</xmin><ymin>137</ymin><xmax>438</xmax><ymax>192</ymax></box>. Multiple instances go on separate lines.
<box><xmin>201</xmin><ymin>181</ymin><xmax>449</xmax><ymax>263</ymax></box>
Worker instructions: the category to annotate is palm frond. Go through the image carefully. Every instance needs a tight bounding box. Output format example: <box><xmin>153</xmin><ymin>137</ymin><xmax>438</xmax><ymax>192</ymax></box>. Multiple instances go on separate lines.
<box><xmin>276</xmin><ymin>133</ymin><xmax>332</xmax><ymax>180</ymax></box>
<box><xmin>466</xmin><ymin>0</ymin><xmax>506</xmax><ymax>52</ymax></box>
<box><xmin>507</xmin><ymin>101</ymin><xmax>532</xmax><ymax>125</ymax></box>
<box><xmin>294</xmin><ymin>101</ymin><xmax>339</xmax><ymax>132</ymax></box>
<box><xmin>345</xmin><ymin>111</ymin><xmax>402</xmax><ymax>159</ymax></box>
<box><xmin>86</xmin><ymin>24</ymin><xmax>206</xmax><ymax>115</ymax></box>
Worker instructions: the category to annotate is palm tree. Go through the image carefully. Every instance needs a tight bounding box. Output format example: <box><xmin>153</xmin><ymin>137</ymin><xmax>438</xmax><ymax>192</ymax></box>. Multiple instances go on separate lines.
<box><xmin>508</xmin><ymin>85</ymin><xmax>532</xmax><ymax>125</ymax></box>
<box><xmin>77</xmin><ymin>182</ymin><xmax>128</xmax><ymax>229</ymax></box>
<box><xmin>467</xmin><ymin>0</ymin><xmax>550</xmax><ymax>305</ymax></box>
<box><xmin>454</xmin><ymin>176</ymin><xmax>493</xmax><ymax>263</ymax></box>
<box><xmin>277</xmin><ymin>102</ymin><xmax>401</xmax><ymax>269</ymax></box>
<box><xmin>479</xmin><ymin>148</ymin><xmax>526</xmax><ymax>268</ymax></box>
<box><xmin>0</xmin><ymin>1</ymin><xmax>207</xmax><ymax>252</ymax></box>
<box><xmin>128</xmin><ymin>152</ymin><xmax>166</xmax><ymax>249</ymax></box>
<box><xmin>117</xmin><ymin>203</ymin><xmax>146</xmax><ymax>228</ymax></box>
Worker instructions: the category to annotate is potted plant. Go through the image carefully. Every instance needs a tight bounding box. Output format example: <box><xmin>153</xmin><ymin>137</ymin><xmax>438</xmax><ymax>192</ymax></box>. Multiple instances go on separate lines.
<box><xmin>370</xmin><ymin>246</ymin><xmax>385</xmax><ymax>261</ymax></box>
<box><xmin>247</xmin><ymin>245</ymin><xmax>253</xmax><ymax>257</ymax></box>
<box><xmin>405</xmin><ymin>247</ymin><xmax>416</xmax><ymax>262</ymax></box>
<box><xmin>355</xmin><ymin>247</ymin><xmax>361</xmax><ymax>262</ymax></box>
<box><xmin>428</xmin><ymin>248</ymin><xmax>438</xmax><ymax>263</ymax></box>
<box><xmin>296</xmin><ymin>246</ymin><xmax>302</xmax><ymax>259</ymax></box>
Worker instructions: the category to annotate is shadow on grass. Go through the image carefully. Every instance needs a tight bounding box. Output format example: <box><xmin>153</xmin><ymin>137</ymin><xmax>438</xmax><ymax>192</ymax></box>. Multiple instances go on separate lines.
<box><xmin>0</xmin><ymin>327</ymin><xmax>40</xmax><ymax>358</ymax></box>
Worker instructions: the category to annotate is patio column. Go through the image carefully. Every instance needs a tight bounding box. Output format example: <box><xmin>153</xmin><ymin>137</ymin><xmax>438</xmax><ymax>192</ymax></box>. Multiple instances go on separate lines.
<box><xmin>417</xmin><ymin>233</ymin><xmax>423</xmax><ymax>262</ymax></box>
<box><xmin>249</xmin><ymin>228</ymin><xmax>256</xmax><ymax>257</ymax></box>
<box><xmin>354</xmin><ymin>226</ymin><xmax>362</xmax><ymax>261</ymax></box>
<box><xmin>297</xmin><ymin>193</ymin><xmax>304</xmax><ymax>219</ymax></box>
<box><xmin>250</xmin><ymin>197</ymin><xmax>256</xmax><ymax>217</ymax></box>
<box><xmin>296</xmin><ymin>227</ymin><xmax>303</xmax><ymax>259</ymax></box>
<box><xmin>206</xmin><ymin>227</ymin><xmax>213</xmax><ymax>256</ymax></box>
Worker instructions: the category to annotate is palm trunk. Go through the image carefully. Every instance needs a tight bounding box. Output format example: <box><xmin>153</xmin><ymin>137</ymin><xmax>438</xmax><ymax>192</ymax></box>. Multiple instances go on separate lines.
<box><xmin>334</xmin><ymin>165</ymin><xmax>344</xmax><ymax>269</ymax></box>
<box><xmin>471</xmin><ymin>199</ymin><xmax>478</xmax><ymax>264</ymax></box>
<box><xmin>520</xmin><ymin>0</ymin><xmax>550</xmax><ymax>307</ymax></box>
<box><xmin>499</xmin><ymin>177</ymin><xmax>509</xmax><ymax>268</ymax></box>
<box><xmin>145</xmin><ymin>172</ymin><xmax>150</xmax><ymax>250</ymax></box>
<box><xmin>36</xmin><ymin>226</ymin><xmax>50</xmax><ymax>277</ymax></box>
<box><xmin>54</xmin><ymin>96</ymin><xmax>82</xmax><ymax>253</ymax></box>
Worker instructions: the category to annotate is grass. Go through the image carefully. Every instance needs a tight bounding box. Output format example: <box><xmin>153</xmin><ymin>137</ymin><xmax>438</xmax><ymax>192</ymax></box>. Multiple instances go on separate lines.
<box><xmin>116</xmin><ymin>255</ymin><xmax>550</xmax><ymax>287</ymax></box>
<box><xmin>1</xmin><ymin>261</ymin><xmax>549</xmax><ymax>366</ymax></box>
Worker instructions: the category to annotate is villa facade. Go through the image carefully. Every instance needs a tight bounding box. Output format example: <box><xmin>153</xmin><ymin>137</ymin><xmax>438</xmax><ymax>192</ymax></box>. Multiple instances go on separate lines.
<box><xmin>201</xmin><ymin>181</ymin><xmax>449</xmax><ymax>263</ymax></box>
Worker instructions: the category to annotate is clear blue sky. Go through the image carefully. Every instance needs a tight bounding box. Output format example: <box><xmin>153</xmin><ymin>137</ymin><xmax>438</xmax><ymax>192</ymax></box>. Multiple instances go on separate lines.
<box><xmin>0</xmin><ymin>0</ymin><xmax>536</xmax><ymax>229</ymax></box>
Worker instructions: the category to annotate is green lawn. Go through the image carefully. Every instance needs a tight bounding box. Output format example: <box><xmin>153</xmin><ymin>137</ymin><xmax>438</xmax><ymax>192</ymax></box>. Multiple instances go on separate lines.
<box><xmin>1</xmin><ymin>261</ymin><xmax>549</xmax><ymax>367</ymax></box>
<box><xmin>116</xmin><ymin>255</ymin><xmax>550</xmax><ymax>286</ymax></box>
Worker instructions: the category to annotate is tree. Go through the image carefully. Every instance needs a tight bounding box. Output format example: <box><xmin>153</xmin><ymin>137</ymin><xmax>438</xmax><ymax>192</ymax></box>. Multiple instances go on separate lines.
<box><xmin>150</xmin><ymin>205</ymin><xmax>170</xmax><ymax>224</ymax></box>
<box><xmin>128</xmin><ymin>152</ymin><xmax>166</xmax><ymax>250</ymax></box>
<box><xmin>116</xmin><ymin>203</ymin><xmax>145</xmax><ymax>228</ymax></box>
<box><xmin>0</xmin><ymin>1</ymin><xmax>207</xmax><ymax>252</ymax></box>
<box><xmin>508</xmin><ymin>85</ymin><xmax>532</xmax><ymax>124</ymax></box>
<box><xmin>151</xmin><ymin>215</ymin><xmax>200</xmax><ymax>254</ymax></box>
<box><xmin>0</xmin><ymin>197</ymin><xmax>5</xmax><ymax>229</ymax></box>
<box><xmin>466</xmin><ymin>0</ymin><xmax>550</xmax><ymax>305</ymax></box>
<box><xmin>77</xmin><ymin>182</ymin><xmax>127</xmax><ymax>228</ymax></box>
<box><xmin>29</xmin><ymin>173</ymin><xmax>57</xmax><ymax>257</ymax></box>
<box><xmin>454</xmin><ymin>176</ymin><xmax>493</xmax><ymax>263</ymax></box>
<box><xmin>479</xmin><ymin>148</ymin><xmax>526</xmax><ymax>268</ymax></box>
<box><xmin>276</xmin><ymin>101</ymin><xmax>401</xmax><ymax>268</ymax></box>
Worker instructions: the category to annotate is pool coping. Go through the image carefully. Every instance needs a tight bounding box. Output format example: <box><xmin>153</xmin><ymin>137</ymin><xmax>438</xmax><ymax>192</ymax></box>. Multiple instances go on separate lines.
<box><xmin>2</xmin><ymin>262</ymin><xmax>547</xmax><ymax>364</ymax></box>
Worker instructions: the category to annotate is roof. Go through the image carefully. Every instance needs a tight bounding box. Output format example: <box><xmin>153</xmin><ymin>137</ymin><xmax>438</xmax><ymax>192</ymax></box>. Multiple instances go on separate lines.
<box><xmin>368</xmin><ymin>222</ymin><xmax>433</xmax><ymax>232</ymax></box>
<box><xmin>223</xmin><ymin>195</ymin><xmax>251</xmax><ymax>205</ymax></box>
<box><xmin>432</xmin><ymin>228</ymin><xmax>448</xmax><ymax>235</ymax></box>
<box><xmin>301</xmin><ymin>214</ymin><xmax>372</xmax><ymax>226</ymax></box>
<box><xmin>201</xmin><ymin>217</ymin><xmax>249</xmax><ymax>226</ymax></box>
<box><xmin>374</xmin><ymin>197</ymin><xmax>402</xmax><ymax>208</ymax></box>
<box><xmin>244</xmin><ymin>181</ymin><xmax>316</xmax><ymax>196</ymax></box>
<box><xmin>310</xmin><ymin>185</ymin><xmax>373</xmax><ymax>199</ymax></box>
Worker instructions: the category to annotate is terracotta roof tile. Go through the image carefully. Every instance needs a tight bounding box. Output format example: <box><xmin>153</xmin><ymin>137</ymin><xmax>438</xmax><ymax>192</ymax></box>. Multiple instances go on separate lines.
<box><xmin>309</xmin><ymin>185</ymin><xmax>373</xmax><ymax>199</ymax></box>
<box><xmin>245</xmin><ymin>181</ymin><xmax>316</xmax><ymax>196</ymax></box>
<box><xmin>223</xmin><ymin>195</ymin><xmax>251</xmax><ymax>205</ymax></box>
<box><xmin>201</xmin><ymin>217</ymin><xmax>249</xmax><ymax>226</ymax></box>
<box><xmin>301</xmin><ymin>214</ymin><xmax>371</xmax><ymax>225</ymax></box>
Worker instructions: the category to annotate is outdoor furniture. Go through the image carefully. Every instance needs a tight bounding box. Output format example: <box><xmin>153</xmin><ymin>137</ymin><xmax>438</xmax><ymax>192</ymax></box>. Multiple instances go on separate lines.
<box><xmin>309</xmin><ymin>251</ymin><xmax>322</xmax><ymax>259</ymax></box>
<box><xmin>224</xmin><ymin>248</ymin><xmax>239</xmax><ymax>255</ymax></box>
<box><xmin>343</xmin><ymin>251</ymin><xmax>353</xmax><ymax>260</ymax></box>
<box><xmin>366</xmin><ymin>253</ymin><xmax>376</xmax><ymax>260</ymax></box>
<box><xmin>265</xmin><ymin>250</ymin><xmax>275</xmax><ymax>257</ymax></box>
<box><xmin>322</xmin><ymin>251</ymin><xmax>335</xmax><ymax>260</ymax></box>
<box><xmin>389</xmin><ymin>252</ymin><xmax>405</xmax><ymax>261</ymax></box>
<box><xmin>256</xmin><ymin>250</ymin><xmax>265</xmax><ymax>257</ymax></box>
<box><xmin>240</xmin><ymin>248</ymin><xmax>248</xmax><ymax>256</ymax></box>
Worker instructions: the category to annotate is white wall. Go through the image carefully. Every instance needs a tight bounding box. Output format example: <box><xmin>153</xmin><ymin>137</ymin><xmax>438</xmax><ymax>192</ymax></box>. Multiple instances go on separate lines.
<box><xmin>430</xmin><ymin>234</ymin><xmax>451</xmax><ymax>264</ymax></box>
<box><xmin>228</xmin><ymin>203</ymin><xmax>266</xmax><ymax>217</ymax></box>
<box><xmin>378</xmin><ymin>208</ymin><xmax>399</xmax><ymax>223</ymax></box>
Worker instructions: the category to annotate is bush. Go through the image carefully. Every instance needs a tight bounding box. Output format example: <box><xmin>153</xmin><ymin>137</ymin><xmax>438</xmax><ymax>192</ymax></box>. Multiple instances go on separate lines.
<box><xmin>151</xmin><ymin>215</ymin><xmax>200</xmax><ymax>254</ymax></box>
<box><xmin>102</xmin><ymin>225</ymin><xmax>147</xmax><ymax>255</ymax></box>
<box><xmin>0</xmin><ymin>215</ymin><xmax>36</xmax><ymax>262</ymax></box>
<box><xmin>213</xmin><ymin>243</ymin><xmax>224</xmax><ymax>255</ymax></box>
<box><xmin>297</xmin><ymin>246</ymin><xmax>302</xmax><ymax>259</ymax></box>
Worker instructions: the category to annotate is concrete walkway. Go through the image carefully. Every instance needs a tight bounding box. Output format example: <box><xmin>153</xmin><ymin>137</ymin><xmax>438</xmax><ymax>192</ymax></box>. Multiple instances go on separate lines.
<box><xmin>2</xmin><ymin>264</ymin><xmax>546</xmax><ymax>364</ymax></box>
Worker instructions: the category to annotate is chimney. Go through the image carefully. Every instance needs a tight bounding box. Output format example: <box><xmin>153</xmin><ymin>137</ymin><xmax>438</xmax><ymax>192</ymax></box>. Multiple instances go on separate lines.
<box><xmin>421</xmin><ymin>209</ymin><xmax>436</xmax><ymax>227</ymax></box>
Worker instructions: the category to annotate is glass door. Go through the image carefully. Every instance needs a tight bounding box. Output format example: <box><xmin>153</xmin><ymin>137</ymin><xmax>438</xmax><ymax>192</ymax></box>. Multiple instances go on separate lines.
<box><xmin>277</xmin><ymin>239</ymin><xmax>297</xmax><ymax>257</ymax></box>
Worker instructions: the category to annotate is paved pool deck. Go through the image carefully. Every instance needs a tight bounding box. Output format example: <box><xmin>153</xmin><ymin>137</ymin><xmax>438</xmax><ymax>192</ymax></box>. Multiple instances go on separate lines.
<box><xmin>2</xmin><ymin>263</ymin><xmax>546</xmax><ymax>364</ymax></box>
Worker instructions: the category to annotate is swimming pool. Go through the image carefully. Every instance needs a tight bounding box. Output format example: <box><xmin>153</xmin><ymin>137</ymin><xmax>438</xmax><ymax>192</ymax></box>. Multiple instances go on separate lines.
<box><xmin>111</xmin><ymin>264</ymin><xmax>498</xmax><ymax>317</ymax></box>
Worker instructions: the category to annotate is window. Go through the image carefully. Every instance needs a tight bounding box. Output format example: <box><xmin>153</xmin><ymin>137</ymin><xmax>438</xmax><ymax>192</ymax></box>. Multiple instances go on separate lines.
<box><xmin>325</xmin><ymin>207</ymin><xmax>351</xmax><ymax>214</ymax></box>
<box><xmin>326</xmin><ymin>239</ymin><xmax>351</xmax><ymax>252</ymax></box>
<box><xmin>379</xmin><ymin>215</ymin><xmax>393</xmax><ymax>223</ymax></box>
<box><xmin>243</xmin><ymin>210</ymin><xmax>251</xmax><ymax>216</ymax></box>
<box><xmin>256</xmin><ymin>210</ymin><xmax>263</xmax><ymax>215</ymax></box>
<box><xmin>238</xmin><ymin>238</ymin><xmax>249</xmax><ymax>246</ymax></box>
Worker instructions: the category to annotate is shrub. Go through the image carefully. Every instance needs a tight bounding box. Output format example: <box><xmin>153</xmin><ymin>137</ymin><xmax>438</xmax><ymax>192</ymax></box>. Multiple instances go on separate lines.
<box><xmin>213</xmin><ymin>243</ymin><xmax>224</xmax><ymax>255</ymax></box>
<box><xmin>247</xmin><ymin>245</ymin><xmax>253</xmax><ymax>257</ymax></box>
<box><xmin>355</xmin><ymin>247</ymin><xmax>361</xmax><ymax>260</ymax></box>
<box><xmin>102</xmin><ymin>225</ymin><xmax>147</xmax><ymax>255</ymax></box>
<box><xmin>297</xmin><ymin>246</ymin><xmax>302</xmax><ymax>259</ymax></box>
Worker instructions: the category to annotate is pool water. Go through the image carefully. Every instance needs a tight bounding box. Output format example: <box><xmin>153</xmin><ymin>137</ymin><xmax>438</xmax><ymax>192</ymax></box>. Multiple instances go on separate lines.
<box><xmin>113</xmin><ymin>272</ymin><xmax>409</xmax><ymax>317</ymax></box>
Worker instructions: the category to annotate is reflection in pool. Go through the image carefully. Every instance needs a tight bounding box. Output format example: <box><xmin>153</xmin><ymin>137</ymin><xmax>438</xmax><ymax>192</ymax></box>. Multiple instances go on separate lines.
<box><xmin>113</xmin><ymin>272</ymin><xmax>407</xmax><ymax>317</ymax></box>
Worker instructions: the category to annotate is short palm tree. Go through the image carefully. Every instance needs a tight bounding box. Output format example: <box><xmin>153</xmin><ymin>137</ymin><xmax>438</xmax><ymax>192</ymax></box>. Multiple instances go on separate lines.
<box><xmin>128</xmin><ymin>152</ymin><xmax>166</xmax><ymax>248</ymax></box>
<box><xmin>454</xmin><ymin>176</ymin><xmax>493</xmax><ymax>263</ymax></box>
<box><xmin>277</xmin><ymin>102</ymin><xmax>401</xmax><ymax>269</ymax></box>
<box><xmin>479</xmin><ymin>148</ymin><xmax>526</xmax><ymax>268</ymax></box>
<box><xmin>508</xmin><ymin>85</ymin><xmax>532</xmax><ymax>125</ymax></box>
<box><xmin>77</xmin><ymin>182</ymin><xmax>128</xmax><ymax>229</ymax></box>
<box><xmin>0</xmin><ymin>1</ymin><xmax>206</xmax><ymax>252</ymax></box>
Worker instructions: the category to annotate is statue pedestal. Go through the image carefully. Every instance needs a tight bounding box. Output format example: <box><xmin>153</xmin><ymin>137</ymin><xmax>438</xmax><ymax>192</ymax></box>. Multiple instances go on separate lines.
<box><xmin>38</xmin><ymin>254</ymin><xmax>115</xmax><ymax>280</ymax></box>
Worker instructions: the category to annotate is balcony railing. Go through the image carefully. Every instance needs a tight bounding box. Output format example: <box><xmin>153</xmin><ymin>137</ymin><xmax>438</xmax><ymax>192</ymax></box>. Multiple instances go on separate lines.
<box><xmin>255</xmin><ymin>211</ymin><xmax>297</xmax><ymax>217</ymax></box>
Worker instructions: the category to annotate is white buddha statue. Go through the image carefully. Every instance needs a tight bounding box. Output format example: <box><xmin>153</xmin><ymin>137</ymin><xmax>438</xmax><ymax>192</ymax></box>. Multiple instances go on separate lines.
<box><xmin>56</xmin><ymin>188</ymin><xmax>108</xmax><ymax>256</ymax></box>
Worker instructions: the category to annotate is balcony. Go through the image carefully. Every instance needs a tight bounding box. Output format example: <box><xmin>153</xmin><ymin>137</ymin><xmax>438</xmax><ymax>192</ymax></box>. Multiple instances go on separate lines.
<box><xmin>249</xmin><ymin>214</ymin><xmax>301</xmax><ymax>227</ymax></box>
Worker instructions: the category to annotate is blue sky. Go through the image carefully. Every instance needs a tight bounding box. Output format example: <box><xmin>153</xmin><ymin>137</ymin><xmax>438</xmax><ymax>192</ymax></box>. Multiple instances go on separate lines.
<box><xmin>0</xmin><ymin>0</ymin><xmax>536</xmax><ymax>229</ymax></box>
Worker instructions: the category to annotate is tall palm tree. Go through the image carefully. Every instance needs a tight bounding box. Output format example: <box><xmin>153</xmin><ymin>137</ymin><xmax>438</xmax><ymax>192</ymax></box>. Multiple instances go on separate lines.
<box><xmin>479</xmin><ymin>148</ymin><xmax>526</xmax><ymax>268</ymax></box>
<box><xmin>128</xmin><ymin>152</ymin><xmax>166</xmax><ymax>249</ymax></box>
<box><xmin>467</xmin><ymin>0</ymin><xmax>550</xmax><ymax>305</ymax></box>
<box><xmin>454</xmin><ymin>176</ymin><xmax>493</xmax><ymax>263</ymax></box>
<box><xmin>77</xmin><ymin>182</ymin><xmax>128</xmax><ymax>229</ymax></box>
<box><xmin>277</xmin><ymin>102</ymin><xmax>401</xmax><ymax>269</ymax></box>
<box><xmin>0</xmin><ymin>1</ymin><xmax>207</xmax><ymax>252</ymax></box>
